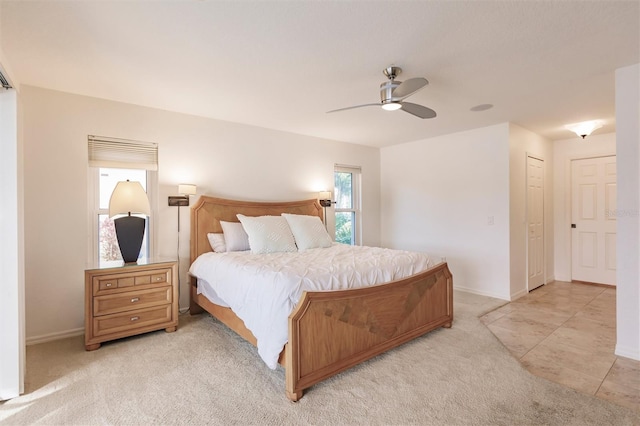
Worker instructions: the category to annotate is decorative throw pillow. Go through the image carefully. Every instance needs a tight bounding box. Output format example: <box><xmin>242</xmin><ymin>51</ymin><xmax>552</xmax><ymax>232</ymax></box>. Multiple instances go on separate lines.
<box><xmin>236</xmin><ymin>214</ymin><xmax>297</xmax><ymax>254</ymax></box>
<box><xmin>282</xmin><ymin>213</ymin><xmax>332</xmax><ymax>251</ymax></box>
<box><xmin>207</xmin><ymin>233</ymin><xmax>227</xmax><ymax>253</ymax></box>
<box><xmin>220</xmin><ymin>221</ymin><xmax>250</xmax><ymax>252</ymax></box>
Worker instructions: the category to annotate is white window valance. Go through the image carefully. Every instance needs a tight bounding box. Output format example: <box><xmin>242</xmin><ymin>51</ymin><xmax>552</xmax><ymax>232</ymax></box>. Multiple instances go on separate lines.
<box><xmin>88</xmin><ymin>135</ymin><xmax>158</xmax><ymax>171</ymax></box>
<box><xmin>335</xmin><ymin>164</ymin><xmax>362</xmax><ymax>173</ymax></box>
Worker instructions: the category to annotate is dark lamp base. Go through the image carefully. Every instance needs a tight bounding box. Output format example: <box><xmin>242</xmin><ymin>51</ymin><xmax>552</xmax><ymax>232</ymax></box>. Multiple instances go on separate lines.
<box><xmin>114</xmin><ymin>216</ymin><xmax>146</xmax><ymax>263</ymax></box>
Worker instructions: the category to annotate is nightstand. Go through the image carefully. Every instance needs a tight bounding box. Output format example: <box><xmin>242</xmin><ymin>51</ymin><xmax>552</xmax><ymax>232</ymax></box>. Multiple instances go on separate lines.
<box><xmin>84</xmin><ymin>259</ymin><xmax>178</xmax><ymax>351</ymax></box>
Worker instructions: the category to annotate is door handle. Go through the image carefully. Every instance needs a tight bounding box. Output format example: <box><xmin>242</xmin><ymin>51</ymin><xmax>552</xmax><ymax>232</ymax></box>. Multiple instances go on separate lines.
<box><xmin>571</xmin><ymin>224</ymin><xmax>576</xmax><ymax>228</ymax></box>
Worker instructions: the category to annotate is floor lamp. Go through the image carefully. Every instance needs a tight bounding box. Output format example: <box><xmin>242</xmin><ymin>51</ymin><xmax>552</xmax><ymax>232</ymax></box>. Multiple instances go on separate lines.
<box><xmin>168</xmin><ymin>184</ymin><xmax>197</xmax><ymax>310</ymax></box>
<box><xmin>168</xmin><ymin>184</ymin><xmax>197</xmax><ymax>231</ymax></box>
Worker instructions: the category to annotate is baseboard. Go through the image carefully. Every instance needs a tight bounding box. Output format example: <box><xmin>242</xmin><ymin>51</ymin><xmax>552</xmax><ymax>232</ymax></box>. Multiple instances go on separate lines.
<box><xmin>453</xmin><ymin>285</ymin><xmax>510</xmax><ymax>301</ymax></box>
<box><xmin>545</xmin><ymin>275</ymin><xmax>555</xmax><ymax>283</ymax></box>
<box><xmin>615</xmin><ymin>344</ymin><xmax>640</xmax><ymax>361</ymax></box>
<box><xmin>509</xmin><ymin>288</ymin><xmax>528</xmax><ymax>301</ymax></box>
<box><xmin>26</xmin><ymin>327</ymin><xmax>84</xmax><ymax>346</ymax></box>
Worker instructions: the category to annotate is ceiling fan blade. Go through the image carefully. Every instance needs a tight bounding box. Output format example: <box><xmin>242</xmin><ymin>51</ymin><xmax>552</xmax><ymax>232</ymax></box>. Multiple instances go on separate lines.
<box><xmin>400</xmin><ymin>102</ymin><xmax>437</xmax><ymax>119</ymax></box>
<box><xmin>326</xmin><ymin>103</ymin><xmax>380</xmax><ymax>113</ymax></box>
<box><xmin>391</xmin><ymin>77</ymin><xmax>428</xmax><ymax>100</ymax></box>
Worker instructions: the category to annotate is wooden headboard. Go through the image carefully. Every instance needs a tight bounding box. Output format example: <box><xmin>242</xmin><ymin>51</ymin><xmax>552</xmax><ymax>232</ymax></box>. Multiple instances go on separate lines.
<box><xmin>190</xmin><ymin>196</ymin><xmax>323</xmax><ymax>264</ymax></box>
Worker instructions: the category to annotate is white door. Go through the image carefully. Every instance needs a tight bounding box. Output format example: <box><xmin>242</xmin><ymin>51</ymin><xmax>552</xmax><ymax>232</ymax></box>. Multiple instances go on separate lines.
<box><xmin>527</xmin><ymin>156</ymin><xmax>545</xmax><ymax>291</ymax></box>
<box><xmin>571</xmin><ymin>156</ymin><xmax>617</xmax><ymax>285</ymax></box>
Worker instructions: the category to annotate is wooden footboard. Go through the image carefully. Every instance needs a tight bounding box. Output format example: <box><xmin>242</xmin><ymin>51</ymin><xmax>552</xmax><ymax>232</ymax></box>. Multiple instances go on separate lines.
<box><xmin>285</xmin><ymin>262</ymin><xmax>453</xmax><ymax>401</ymax></box>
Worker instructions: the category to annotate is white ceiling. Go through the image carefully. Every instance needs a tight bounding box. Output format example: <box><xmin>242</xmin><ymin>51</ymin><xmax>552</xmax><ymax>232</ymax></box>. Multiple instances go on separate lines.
<box><xmin>1</xmin><ymin>1</ymin><xmax>638</xmax><ymax>147</ymax></box>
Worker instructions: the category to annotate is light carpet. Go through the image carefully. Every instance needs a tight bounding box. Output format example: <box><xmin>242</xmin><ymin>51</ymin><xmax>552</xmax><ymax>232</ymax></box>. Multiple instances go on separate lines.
<box><xmin>1</xmin><ymin>291</ymin><xmax>638</xmax><ymax>425</ymax></box>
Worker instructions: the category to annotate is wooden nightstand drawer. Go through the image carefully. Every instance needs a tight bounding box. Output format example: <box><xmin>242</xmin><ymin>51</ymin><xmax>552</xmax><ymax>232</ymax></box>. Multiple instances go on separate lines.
<box><xmin>93</xmin><ymin>305</ymin><xmax>172</xmax><ymax>337</ymax></box>
<box><xmin>134</xmin><ymin>272</ymin><xmax>168</xmax><ymax>286</ymax></box>
<box><xmin>93</xmin><ymin>268</ymin><xmax>172</xmax><ymax>296</ymax></box>
<box><xmin>95</xmin><ymin>276</ymin><xmax>135</xmax><ymax>291</ymax></box>
<box><xmin>85</xmin><ymin>260</ymin><xmax>178</xmax><ymax>350</ymax></box>
<box><xmin>93</xmin><ymin>286</ymin><xmax>172</xmax><ymax>316</ymax></box>
<box><xmin>117</xmin><ymin>277</ymin><xmax>134</xmax><ymax>288</ymax></box>
<box><xmin>97</xmin><ymin>278</ymin><xmax>116</xmax><ymax>291</ymax></box>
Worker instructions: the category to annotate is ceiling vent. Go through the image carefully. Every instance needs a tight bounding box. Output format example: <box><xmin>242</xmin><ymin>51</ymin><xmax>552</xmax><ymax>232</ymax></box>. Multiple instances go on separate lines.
<box><xmin>0</xmin><ymin>70</ymin><xmax>12</xmax><ymax>89</ymax></box>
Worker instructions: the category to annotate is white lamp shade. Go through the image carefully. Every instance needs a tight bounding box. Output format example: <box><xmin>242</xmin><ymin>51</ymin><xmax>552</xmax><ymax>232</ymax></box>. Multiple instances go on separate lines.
<box><xmin>178</xmin><ymin>184</ymin><xmax>197</xmax><ymax>195</ymax></box>
<box><xmin>319</xmin><ymin>191</ymin><xmax>332</xmax><ymax>200</ymax></box>
<box><xmin>109</xmin><ymin>180</ymin><xmax>151</xmax><ymax>218</ymax></box>
<box><xmin>565</xmin><ymin>120</ymin><xmax>604</xmax><ymax>138</ymax></box>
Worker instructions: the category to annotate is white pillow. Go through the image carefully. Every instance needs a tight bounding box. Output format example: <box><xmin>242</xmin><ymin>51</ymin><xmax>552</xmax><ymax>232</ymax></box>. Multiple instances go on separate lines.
<box><xmin>282</xmin><ymin>213</ymin><xmax>332</xmax><ymax>251</ymax></box>
<box><xmin>207</xmin><ymin>233</ymin><xmax>227</xmax><ymax>252</ymax></box>
<box><xmin>236</xmin><ymin>214</ymin><xmax>297</xmax><ymax>254</ymax></box>
<box><xmin>220</xmin><ymin>221</ymin><xmax>250</xmax><ymax>252</ymax></box>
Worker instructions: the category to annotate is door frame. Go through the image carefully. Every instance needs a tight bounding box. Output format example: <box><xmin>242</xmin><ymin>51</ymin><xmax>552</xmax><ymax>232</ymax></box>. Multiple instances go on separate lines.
<box><xmin>568</xmin><ymin>154</ymin><xmax>617</xmax><ymax>284</ymax></box>
<box><xmin>525</xmin><ymin>153</ymin><xmax>545</xmax><ymax>292</ymax></box>
<box><xmin>0</xmin><ymin>85</ymin><xmax>25</xmax><ymax>400</ymax></box>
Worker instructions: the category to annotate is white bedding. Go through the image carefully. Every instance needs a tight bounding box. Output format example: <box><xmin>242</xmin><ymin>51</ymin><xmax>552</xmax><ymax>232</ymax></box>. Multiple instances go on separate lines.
<box><xmin>189</xmin><ymin>243</ymin><xmax>434</xmax><ymax>369</ymax></box>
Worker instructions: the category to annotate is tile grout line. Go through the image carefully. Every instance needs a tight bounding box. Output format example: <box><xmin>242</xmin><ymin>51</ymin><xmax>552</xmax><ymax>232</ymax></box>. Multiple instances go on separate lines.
<box><xmin>594</xmin><ymin>356</ymin><xmax>618</xmax><ymax>396</ymax></box>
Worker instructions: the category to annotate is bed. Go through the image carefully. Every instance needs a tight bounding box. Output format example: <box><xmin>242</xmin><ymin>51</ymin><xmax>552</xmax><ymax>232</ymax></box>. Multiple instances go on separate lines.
<box><xmin>189</xmin><ymin>196</ymin><xmax>453</xmax><ymax>401</ymax></box>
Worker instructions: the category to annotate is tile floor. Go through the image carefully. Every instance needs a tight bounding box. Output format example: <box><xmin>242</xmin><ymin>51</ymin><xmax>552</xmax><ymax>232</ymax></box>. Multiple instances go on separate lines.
<box><xmin>480</xmin><ymin>281</ymin><xmax>639</xmax><ymax>412</ymax></box>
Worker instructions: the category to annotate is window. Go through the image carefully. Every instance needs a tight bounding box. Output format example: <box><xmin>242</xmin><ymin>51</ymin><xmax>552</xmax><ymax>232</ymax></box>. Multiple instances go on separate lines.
<box><xmin>88</xmin><ymin>136</ymin><xmax>157</xmax><ymax>264</ymax></box>
<box><xmin>334</xmin><ymin>165</ymin><xmax>361</xmax><ymax>245</ymax></box>
<box><xmin>96</xmin><ymin>168</ymin><xmax>149</xmax><ymax>262</ymax></box>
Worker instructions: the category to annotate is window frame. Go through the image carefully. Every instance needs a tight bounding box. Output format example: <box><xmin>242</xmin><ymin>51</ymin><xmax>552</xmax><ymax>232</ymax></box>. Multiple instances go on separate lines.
<box><xmin>334</xmin><ymin>164</ymin><xmax>362</xmax><ymax>246</ymax></box>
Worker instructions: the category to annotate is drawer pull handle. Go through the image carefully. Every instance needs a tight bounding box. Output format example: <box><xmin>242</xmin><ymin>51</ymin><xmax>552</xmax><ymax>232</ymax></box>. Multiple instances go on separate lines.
<box><xmin>155</xmin><ymin>277</ymin><xmax>162</xmax><ymax>281</ymax></box>
<box><xmin>131</xmin><ymin>297</ymin><xmax>140</xmax><ymax>303</ymax></box>
<box><xmin>130</xmin><ymin>316</ymin><xmax>139</xmax><ymax>321</ymax></box>
<box><xmin>105</xmin><ymin>283</ymin><xmax>113</xmax><ymax>287</ymax></box>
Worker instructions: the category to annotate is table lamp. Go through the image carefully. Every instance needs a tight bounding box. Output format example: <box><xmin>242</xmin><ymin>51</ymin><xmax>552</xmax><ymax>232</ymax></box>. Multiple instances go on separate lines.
<box><xmin>109</xmin><ymin>180</ymin><xmax>150</xmax><ymax>263</ymax></box>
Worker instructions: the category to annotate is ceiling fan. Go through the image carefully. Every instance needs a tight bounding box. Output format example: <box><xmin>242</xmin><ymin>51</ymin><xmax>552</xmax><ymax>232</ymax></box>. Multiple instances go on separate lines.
<box><xmin>327</xmin><ymin>66</ymin><xmax>436</xmax><ymax>119</ymax></box>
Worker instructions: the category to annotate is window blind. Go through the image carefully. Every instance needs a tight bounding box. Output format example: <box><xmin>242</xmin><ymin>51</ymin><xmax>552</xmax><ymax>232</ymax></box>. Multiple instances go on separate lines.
<box><xmin>335</xmin><ymin>164</ymin><xmax>362</xmax><ymax>173</ymax></box>
<box><xmin>88</xmin><ymin>135</ymin><xmax>158</xmax><ymax>171</ymax></box>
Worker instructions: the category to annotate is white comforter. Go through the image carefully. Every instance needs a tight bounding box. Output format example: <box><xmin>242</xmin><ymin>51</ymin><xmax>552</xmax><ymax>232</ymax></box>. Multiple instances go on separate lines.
<box><xmin>189</xmin><ymin>243</ymin><xmax>433</xmax><ymax>369</ymax></box>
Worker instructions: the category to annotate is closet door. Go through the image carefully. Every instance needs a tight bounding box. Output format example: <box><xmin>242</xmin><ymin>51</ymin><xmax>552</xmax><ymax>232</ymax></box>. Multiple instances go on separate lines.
<box><xmin>527</xmin><ymin>156</ymin><xmax>545</xmax><ymax>291</ymax></box>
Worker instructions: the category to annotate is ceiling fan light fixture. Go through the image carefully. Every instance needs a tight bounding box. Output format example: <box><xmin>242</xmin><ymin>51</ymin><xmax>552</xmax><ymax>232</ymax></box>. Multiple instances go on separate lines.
<box><xmin>326</xmin><ymin>66</ymin><xmax>436</xmax><ymax>119</ymax></box>
<box><xmin>381</xmin><ymin>102</ymin><xmax>402</xmax><ymax>111</ymax></box>
<box><xmin>565</xmin><ymin>120</ymin><xmax>604</xmax><ymax>139</ymax></box>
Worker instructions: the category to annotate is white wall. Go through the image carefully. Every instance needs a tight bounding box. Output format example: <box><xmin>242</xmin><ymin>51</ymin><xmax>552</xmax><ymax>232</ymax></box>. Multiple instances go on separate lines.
<box><xmin>552</xmin><ymin>133</ymin><xmax>616</xmax><ymax>282</ymax></box>
<box><xmin>615</xmin><ymin>63</ymin><xmax>639</xmax><ymax>360</ymax></box>
<box><xmin>508</xmin><ymin>124</ymin><xmax>554</xmax><ymax>299</ymax></box>
<box><xmin>381</xmin><ymin>124</ymin><xmax>512</xmax><ymax>300</ymax></box>
<box><xmin>22</xmin><ymin>85</ymin><xmax>381</xmax><ymax>342</ymax></box>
